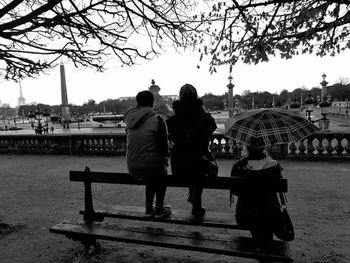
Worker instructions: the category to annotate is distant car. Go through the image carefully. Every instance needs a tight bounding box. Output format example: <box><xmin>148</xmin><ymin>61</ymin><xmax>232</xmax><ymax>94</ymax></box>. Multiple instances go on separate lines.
<box><xmin>117</xmin><ymin>121</ymin><xmax>126</xmax><ymax>128</ymax></box>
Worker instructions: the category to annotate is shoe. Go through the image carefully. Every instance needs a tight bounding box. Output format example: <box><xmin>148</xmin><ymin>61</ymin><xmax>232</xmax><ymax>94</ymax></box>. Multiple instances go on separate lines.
<box><xmin>192</xmin><ymin>205</ymin><xmax>206</xmax><ymax>217</ymax></box>
<box><xmin>154</xmin><ymin>206</ymin><xmax>171</xmax><ymax>219</ymax></box>
<box><xmin>145</xmin><ymin>204</ymin><xmax>155</xmax><ymax>216</ymax></box>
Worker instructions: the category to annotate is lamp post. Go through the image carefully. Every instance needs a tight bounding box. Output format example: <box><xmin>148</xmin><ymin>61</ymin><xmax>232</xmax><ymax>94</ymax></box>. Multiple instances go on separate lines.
<box><xmin>227</xmin><ymin>75</ymin><xmax>234</xmax><ymax>118</ymax></box>
<box><xmin>320</xmin><ymin>73</ymin><xmax>328</xmax><ymax>98</ymax></box>
<box><xmin>290</xmin><ymin>98</ymin><xmax>300</xmax><ymax>112</ymax></box>
<box><xmin>304</xmin><ymin>94</ymin><xmax>315</xmax><ymax>121</ymax></box>
<box><xmin>42</xmin><ymin>109</ymin><xmax>51</xmax><ymax>134</ymax></box>
<box><xmin>35</xmin><ymin>107</ymin><xmax>44</xmax><ymax>134</ymax></box>
<box><xmin>27</xmin><ymin>111</ymin><xmax>35</xmax><ymax>129</ymax></box>
<box><xmin>319</xmin><ymin>96</ymin><xmax>331</xmax><ymax>131</ymax></box>
<box><xmin>27</xmin><ymin>108</ymin><xmax>51</xmax><ymax>134</ymax></box>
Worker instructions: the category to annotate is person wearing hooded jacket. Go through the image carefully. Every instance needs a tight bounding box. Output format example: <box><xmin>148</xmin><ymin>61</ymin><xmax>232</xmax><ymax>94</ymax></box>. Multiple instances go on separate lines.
<box><xmin>230</xmin><ymin>145</ymin><xmax>284</xmax><ymax>240</ymax></box>
<box><xmin>124</xmin><ymin>90</ymin><xmax>171</xmax><ymax>218</ymax></box>
<box><xmin>166</xmin><ymin>84</ymin><xmax>217</xmax><ymax>217</ymax></box>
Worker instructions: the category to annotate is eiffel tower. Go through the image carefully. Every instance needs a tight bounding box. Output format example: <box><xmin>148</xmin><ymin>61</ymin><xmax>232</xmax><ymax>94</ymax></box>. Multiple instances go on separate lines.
<box><xmin>17</xmin><ymin>80</ymin><xmax>26</xmax><ymax>107</ymax></box>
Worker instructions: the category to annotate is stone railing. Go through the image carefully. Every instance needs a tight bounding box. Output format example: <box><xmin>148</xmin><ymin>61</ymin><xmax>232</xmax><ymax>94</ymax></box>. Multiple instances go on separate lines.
<box><xmin>328</xmin><ymin>112</ymin><xmax>350</xmax><ymax>120</ymax></box>
<box><xmin>0</xmin><ymin>134</ymin><xmax>126</xmax><ymax>156</ymax></box>
<box><xmin>0</xmin><ymin>132</ymin><xmax>350</xmax><ymax>160</ymax></box>
<box><xmin>210</xmin><ymin>132</ymin><xmax>350</xmax><ymax>160</ymax></box>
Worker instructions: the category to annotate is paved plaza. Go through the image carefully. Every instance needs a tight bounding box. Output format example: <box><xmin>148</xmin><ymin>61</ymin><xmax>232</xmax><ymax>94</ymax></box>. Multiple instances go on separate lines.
<box><xmin>0</xmin><ymin>154</ymin><xmax>349</xmax><ymax>263</ymax></box>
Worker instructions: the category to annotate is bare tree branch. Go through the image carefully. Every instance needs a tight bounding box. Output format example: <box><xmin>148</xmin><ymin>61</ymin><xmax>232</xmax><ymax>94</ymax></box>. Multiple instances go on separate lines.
<box><xmin>0</xmin><ymin>0</ymin><xmax>204</xmax><ymax>80</ymax></box>
<box><xmin>196</xmin><ymin>0</ymin><xmax>350</xmax><ymax>73</ymax></box>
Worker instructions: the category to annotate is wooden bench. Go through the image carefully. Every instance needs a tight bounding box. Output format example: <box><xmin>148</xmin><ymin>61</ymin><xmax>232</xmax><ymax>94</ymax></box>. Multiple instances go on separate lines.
<box><xmin>50</xmin><ymin>167</ymin><xmax>293</xmax><ymax>262</ymax></box>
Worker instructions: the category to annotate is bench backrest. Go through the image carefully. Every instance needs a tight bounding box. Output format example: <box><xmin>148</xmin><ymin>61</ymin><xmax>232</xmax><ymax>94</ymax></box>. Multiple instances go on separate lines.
<box><xmin>70</xmin><ymin>169</ymin><xmax>288</xmax><ymax>193</ymax></box>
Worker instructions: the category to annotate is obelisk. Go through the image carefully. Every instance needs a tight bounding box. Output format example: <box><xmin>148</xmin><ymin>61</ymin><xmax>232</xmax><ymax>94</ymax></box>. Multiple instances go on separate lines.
<box><xmin>60</xmin><ymin>64</ymin><xmax>70</xmax><ymax>121</ymax></box>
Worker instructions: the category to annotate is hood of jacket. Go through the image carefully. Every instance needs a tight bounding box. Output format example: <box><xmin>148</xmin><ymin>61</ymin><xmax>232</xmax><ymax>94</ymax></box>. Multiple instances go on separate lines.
<box><xmin>246</xmin><ymin>156</ymin><xmax>278</xmax><ymax>171</ymax></box>
<box><xmin>124</xmin><ymin>106</ymin><xmax>155</xmax><ymax>129</ymax></box>
<box><xmin>172</xmin><ymin>98</ymin><xmax>203</xmax><ymax>119</ymax></box>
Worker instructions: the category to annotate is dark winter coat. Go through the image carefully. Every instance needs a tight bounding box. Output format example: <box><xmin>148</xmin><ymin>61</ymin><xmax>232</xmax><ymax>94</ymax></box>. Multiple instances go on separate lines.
<box><xmin>166</xmin><ymin>99</ymin><xmax>217</xmax><ymax>182</ymax></box>
<box><xmin>124</xmin><ymin>106</ymin><xmax>168</xmax><ymax>180</ymax></box>
<box><xmin>230</xmin><ymin>156</ymin><xmax>283</xmax><ymax>229</ymax></box>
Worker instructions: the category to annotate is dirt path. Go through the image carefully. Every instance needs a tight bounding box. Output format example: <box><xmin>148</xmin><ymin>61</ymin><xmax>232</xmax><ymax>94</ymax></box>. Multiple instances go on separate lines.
<box><xmin>0</xmin><ymin>154</ymin><xmax>349</xmax><ymax>263</ymax></box>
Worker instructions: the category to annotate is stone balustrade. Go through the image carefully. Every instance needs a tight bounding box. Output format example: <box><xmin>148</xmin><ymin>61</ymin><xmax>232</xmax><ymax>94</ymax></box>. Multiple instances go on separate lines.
<box><xmin>210</xmin><ymin>131</ymin><xmax>350</xmax><ymax>160</ymax></box>
<box><xmin>0</xmin><ymin>132</ymin><xmax>349</xmax><ymax>160</ymax></box>
<box><xmin>0</xmin><ymin>134</ymin><xmax>126</xmax><ymax>156</ymax></box>
<box><xmin>328</xmin><ymin>112</ymin><xmax>350</xmax><ymax>120</ymax></box>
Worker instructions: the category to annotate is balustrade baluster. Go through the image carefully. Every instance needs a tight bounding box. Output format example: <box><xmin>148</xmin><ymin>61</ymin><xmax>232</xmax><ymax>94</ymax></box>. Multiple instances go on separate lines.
<box><xmin>94</xmin><ymin>139</ymin><xmax>100</xmax><ymax>151</ymax></box>
<box><xmin>217</xmin><ymin>138</ymin><xmax>223</xmax><ymax>153</ymax></box>
<box><xmin>88</xmin><ymin>139</ymin><xmax>93</xmax><ymax>151</ymax></box>
<box><xmin>81</xmin><ymin>139</ymin><xmax>86</xmax><ymax>151</ymax></box>
<box><xmin>111</xmin><ymin>139</ymin><xmax>117</xmax><ymax>152</ymax></box>
<box><xmin>100</xmin><ymin>138</ymin><xmax>105</xmax><ymax>152</ymax></box>
<box><xmin>307</xmin><ymin>139</ymin><xmax>315</xmax><ymax>154</ymax></box>
<box><xmin>298</xmin><ymin>140</ymin><xmax>306</xmax><ymax>155</ymax></box>
<box><xmin>209</xmin><ymin>140</ymin><xmax>217</xmax><ymax>153</ymax></box>
<box><xmin>324</xmin><ymin>138</ymin><xmax>334</xmax><ymax>155</ymax></box>
<box><xmin>105</xmin><ymin>139</ymin><xmax>112</xmax><ymax>152</ymax></box>
<box><xmin>224</xmin><ymin>138</ymin><xmax>231</xmax><ymax>154</ymax></box>
<box><xmin>289</xmin><ymin>142</ymin><xmax>297</xmax><ymax>155</ymax></box>
<box><xmin>344</xmin><ymin>139</ymin><xmax>350</xmax><ymax>154</ymax></box>
<box><xmin>334</xmin><ymin>137</ymin><xmax>344</xmax><ymax>155</ymax></box>
<box><xmin>315</xmin><ymin>138</ymin><xmax>324</xmax><ymax>155</ymax></box>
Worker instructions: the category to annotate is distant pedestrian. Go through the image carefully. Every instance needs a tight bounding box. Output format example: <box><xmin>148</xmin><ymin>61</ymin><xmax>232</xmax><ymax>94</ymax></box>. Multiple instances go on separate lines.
<box><xmin>50</xmin><ymin>126</ymin><xmax>54</xmax><ymax>133</ymax></box>
<box><xmin>124</xmin><ymin>90</ymin><xmax>171</xmax><ymax>218</ymax></box>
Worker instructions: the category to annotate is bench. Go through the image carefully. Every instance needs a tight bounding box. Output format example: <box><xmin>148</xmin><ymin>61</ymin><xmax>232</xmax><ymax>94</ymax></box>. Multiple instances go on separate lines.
<box><xmin>50</xmin><ymin>167</ymin><xmax>293</xmax><ymax>262</ymax></box>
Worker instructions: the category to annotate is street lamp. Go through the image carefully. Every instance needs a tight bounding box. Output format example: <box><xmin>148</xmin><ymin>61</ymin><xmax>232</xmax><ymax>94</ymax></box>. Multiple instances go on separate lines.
<box><xmin>304</xmin><ymin>94</ymin><xmax>315</xmax><ymax>121</ymax></box>
<box><xmin>27</xmin><ymin>107</ymin><xmax>51</xmax><ymax>134</ymax></box>
<box><xmin>42</xmin><ymin>109</ymin><xmax>51</xmax><ymax>133</ymax></box>
<box><xmin>319</xmin><ymin>97</ymin><xmax>331</xmax><ymax>120</ymax></box>
<box><xmin>35</xmin><ymin>108</ymin><xmax>44</xmax><ymax>134</ymax></box>
<box><xmin>27</xmin><ymin>111</ymin><xmax>35</xmax><ymax>129</ymax></box>
<box><xmin>290</xmin><ymin>98</ymin><xmax>300</xmax><ymax>112</ymax></box>
<box><xmin>318</xmin><ymin>96</ymin><xmax>331</xmax><ymax>131</ymax></box>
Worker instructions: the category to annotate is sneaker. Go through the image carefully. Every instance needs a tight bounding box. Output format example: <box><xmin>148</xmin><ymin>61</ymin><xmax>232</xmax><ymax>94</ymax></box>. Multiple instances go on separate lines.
<box><xmin>192</xmin><ymin>205</ymin><xmax>206</xmax><ymax>217</ymax></box>
<box><xmin>154</xmin><ymin>206</ymin><xmax>171</xmax><ymax>219</ymax></box>
<box><xmin>145</xmin><ymin>204</ymin><xmax>155</xmax><ymax>216</ymax></box>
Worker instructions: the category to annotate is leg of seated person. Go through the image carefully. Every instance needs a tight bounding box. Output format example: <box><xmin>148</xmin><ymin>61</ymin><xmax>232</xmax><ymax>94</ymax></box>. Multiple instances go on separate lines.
<box><xmin>191</xmin><ymin>186</ymin><xmax>206</xmax><ymax>217</ymax></box>
<box><xmin>145</xmin><ymin>184</ymin><xmax>156</xmax><ymax>215</ymax></box>
<box><xmin>154</xmin><ymin>176</ymin><xmax>171</xmax><ymax>218</ymax></box>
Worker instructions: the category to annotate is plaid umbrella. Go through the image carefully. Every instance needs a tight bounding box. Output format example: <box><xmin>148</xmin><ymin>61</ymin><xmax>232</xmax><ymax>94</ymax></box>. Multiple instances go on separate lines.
<box><xmin>225</xmin><ymin>109</ymin><xmax>320</xmax><ymax>148</ymax></box>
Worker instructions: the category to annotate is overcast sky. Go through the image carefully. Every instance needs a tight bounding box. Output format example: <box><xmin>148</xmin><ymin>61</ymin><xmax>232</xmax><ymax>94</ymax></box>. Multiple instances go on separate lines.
<box><xmin>1</xmin><ymin>49</ymin><xmax>350</xmax><ymax>107</ymax></box>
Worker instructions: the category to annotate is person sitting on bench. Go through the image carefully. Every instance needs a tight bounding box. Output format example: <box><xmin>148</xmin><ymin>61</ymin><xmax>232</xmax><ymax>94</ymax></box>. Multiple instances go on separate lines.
<box><xmin>166</xmin><ymin>84</ymin><xmax>217</xmax><ymax>217</ymax></box>
<box><xmin>230</xmin><ymin>144</ymin><xmax>284</xmax><ymax>240</ymax></box>
<box><xmin>124</xmin><ymin>90</ymin><xmax>171</xmax><ymax>218</ymax></box>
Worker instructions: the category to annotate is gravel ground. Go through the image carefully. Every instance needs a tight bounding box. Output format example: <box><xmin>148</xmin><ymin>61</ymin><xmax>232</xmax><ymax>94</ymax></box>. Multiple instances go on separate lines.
<box><xmin>0</xmin><ymin>154</ymin><xmax>349</xmax><ymax>263</ymax></box>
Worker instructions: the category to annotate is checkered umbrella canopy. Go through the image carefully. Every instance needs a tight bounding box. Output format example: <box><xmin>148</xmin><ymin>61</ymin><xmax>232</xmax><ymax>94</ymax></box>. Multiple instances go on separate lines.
<box><xmin>225</xmin><ymin>109</ymin><xmax>320</xmax><ymax>148</ymax></box>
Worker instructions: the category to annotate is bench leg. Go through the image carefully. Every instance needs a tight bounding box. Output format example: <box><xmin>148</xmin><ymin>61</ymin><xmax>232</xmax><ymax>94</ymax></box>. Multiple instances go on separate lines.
<box><xmin>66</xmin><ymin>234</ymin><xmax>101</xmax><ymax>255</ymax></box>
<box><xmin>80</xmin><ymin>238</ymin><xmax>101</xmax><ymax>255</ymax></box>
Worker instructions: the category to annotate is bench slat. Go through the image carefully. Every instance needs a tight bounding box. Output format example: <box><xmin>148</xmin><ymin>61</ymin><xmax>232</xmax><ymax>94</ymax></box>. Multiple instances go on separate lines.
<box><xmin>69</xmin><ymin>171</ymin><xmax>288</xmax><ymax>192</ymax></box>
<box><xmin>79</xmin><ymin>205</ymin><xmax>249</xmax><ymax>230</ymax></box>
<box><xmin>50</xmin><ymin>219</ymin><xmax>292</xmax><ymax>262</ymax></box>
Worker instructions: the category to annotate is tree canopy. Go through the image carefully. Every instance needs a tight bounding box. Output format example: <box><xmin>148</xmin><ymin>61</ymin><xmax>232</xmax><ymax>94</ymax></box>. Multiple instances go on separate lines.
<box><xmin>1</xmin><ymin>1</ymin><xmax>350</xmax><ymax>79</ymax></box>
<box><xmin>0</xmin><ymin>0</ymin><xmax>202</xmax><ymax>80</ymax></box>
<box><xmin>198</xmin><ymin>0</ymin><xmax>350</xmax><ymax>72</ymax></box>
